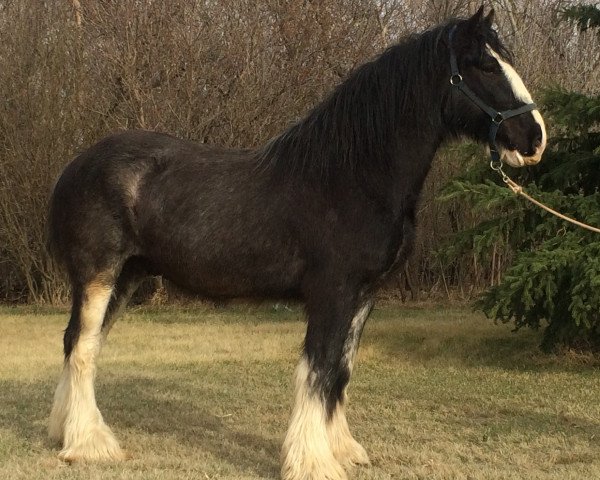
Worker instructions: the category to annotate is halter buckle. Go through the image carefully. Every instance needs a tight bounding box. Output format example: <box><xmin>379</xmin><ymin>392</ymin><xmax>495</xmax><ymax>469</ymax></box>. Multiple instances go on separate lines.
<box><xmin>492</xmin><ymin>112</ymin><xmax>504</xmax><ymax>124</ymax></box>
<box><xmin>490</xmin><ymin>157</ymin><xmax>509</xmax><ymax>183</ymax></box>
<box><xmin>449</xmin><ymin>74</ymin><xmax>462</xmax><ymax>86</ymax></box>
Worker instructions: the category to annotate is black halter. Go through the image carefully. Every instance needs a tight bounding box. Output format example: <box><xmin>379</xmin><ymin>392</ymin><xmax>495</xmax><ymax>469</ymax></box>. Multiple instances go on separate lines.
<box><xmin>448</xmin><ymin>26</ymin><xmax>537</xmax><ymax>165</ymax></box>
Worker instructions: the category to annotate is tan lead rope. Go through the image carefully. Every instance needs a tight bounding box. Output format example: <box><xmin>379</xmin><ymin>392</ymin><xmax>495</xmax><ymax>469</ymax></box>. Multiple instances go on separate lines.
<box><xmin>500</xmin><ymin>175</ymin><xmax>600</xmax><ymax>234</ymax></box>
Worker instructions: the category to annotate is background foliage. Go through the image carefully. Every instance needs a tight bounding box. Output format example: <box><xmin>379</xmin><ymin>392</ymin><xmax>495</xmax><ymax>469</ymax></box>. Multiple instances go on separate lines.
<box><xmin>0</xmin><ymin>0</ymin><xmax>598</xmax><ymax>305</ymax></box>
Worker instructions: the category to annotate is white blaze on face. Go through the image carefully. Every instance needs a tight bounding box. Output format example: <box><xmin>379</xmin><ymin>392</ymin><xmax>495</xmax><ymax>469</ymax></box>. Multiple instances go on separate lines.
<box><xmin>487</xmin><ymin>46</ymin><xmax>547</xmax><ymax>167</ymax></box>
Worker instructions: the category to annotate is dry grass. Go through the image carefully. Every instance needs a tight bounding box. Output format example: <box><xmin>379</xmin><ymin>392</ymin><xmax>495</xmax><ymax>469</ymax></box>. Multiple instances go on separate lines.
<box><xmin>0</xmin><ymin>303</ymin><xmax>599</xmax><ymax>479</ymax></box>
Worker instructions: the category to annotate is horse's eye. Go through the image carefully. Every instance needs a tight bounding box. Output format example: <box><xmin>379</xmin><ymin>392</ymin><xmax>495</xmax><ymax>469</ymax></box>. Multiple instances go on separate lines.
<box><xmin>480</xmin><ymin>57</ymin><xmax>501</xmax><ymax>74</ymax></box>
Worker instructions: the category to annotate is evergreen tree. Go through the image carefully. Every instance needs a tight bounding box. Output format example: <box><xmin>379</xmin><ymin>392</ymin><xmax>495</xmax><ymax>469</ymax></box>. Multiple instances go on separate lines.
<box><xmin>441</xmin><ymin>5</ymin><xmax>600</xmax><ymax>351</ymax></box>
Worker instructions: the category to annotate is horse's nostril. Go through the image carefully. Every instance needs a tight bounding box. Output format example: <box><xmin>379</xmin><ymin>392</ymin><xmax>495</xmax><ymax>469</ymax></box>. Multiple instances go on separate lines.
<box><xmin>531</xmin><ymin>125</ymin><xmax>543</xmax><ymax>149</ymax></box>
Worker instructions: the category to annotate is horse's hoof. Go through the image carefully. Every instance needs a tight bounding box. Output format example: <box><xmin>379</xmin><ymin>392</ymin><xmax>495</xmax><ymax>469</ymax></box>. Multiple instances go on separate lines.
<box><xmin>47</xmin><ymin>424</ymin><xmax>64</xmax><ymax>445</ymax></box>
<box><xmin>280</xmin><ymin>456</ymin><xmax>348</xmax><ymax>480</ymax></box>
<box><xmin>337</xmin><ymin>439</ymin><xmax>370</xmax><ymax>467</ymax></box>
<box><xmin>58</xmin><ymin>425</ymin><xmax>125</xmax><ymax>463</ymax></box>
<box><xmin>59</xmin><ymin>444</ymin><xmax>126</xmax><ymax>463</ymax></box>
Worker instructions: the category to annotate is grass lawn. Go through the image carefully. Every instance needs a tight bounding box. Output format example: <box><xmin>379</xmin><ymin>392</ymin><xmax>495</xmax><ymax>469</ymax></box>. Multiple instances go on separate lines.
<box><xmin>0</xmin><ymin>303</ymin><xmax>599</xmax><ymax>479</ymax></box>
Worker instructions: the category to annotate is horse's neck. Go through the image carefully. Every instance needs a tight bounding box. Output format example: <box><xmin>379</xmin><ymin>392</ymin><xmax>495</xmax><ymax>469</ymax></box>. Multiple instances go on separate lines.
<box><xmin>387</xmin><ymin>72</ymin><xmax>448</xmax><ymax>195</ymax></box>
<box><xmin>370</xmin><ymin>122</ymin><xmax>445</xmax><ymax>215</ymax></box>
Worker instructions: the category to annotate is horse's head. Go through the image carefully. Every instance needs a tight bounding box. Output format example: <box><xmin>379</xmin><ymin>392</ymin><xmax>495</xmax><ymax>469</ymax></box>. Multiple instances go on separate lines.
<box><xmin>445</xmin><ymin>7</ymin><xmax>546</xmax><ymax>167</ymax></box>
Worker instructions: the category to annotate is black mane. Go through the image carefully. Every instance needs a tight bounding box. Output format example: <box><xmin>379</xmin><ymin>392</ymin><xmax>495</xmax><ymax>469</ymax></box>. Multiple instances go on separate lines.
<box><xmin>258</xmin><ymin>22</ymin><xmax>453</xmax><ymax>182</ymax></box>
<box><xmin>258</xmin><ymin>19</ymin><xmax>514</xmax><ymax>184</ymax></box>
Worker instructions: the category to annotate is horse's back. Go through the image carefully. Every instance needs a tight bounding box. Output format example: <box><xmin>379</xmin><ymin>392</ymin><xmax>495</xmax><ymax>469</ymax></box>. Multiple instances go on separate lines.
<box><xmin>48</xmin><ymin>129</ymin><xmax>397</xmax><ymax>296</ymax></box>
<box><xmin>135</xmin><ymin>142</ymin><xmax>306</xmax><ymax>296</ymax></box>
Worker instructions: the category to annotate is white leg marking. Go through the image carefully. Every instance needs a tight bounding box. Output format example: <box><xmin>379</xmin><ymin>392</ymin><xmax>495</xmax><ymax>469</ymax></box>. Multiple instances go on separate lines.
<box><xmin>281</xmin><ymin>356</ymin><xmax>347</xmax><ymax>480</ymax></box>
<box><xmin>49</xmin><ymin>282</ymin><xmax>125</xmax><ymax>462</ymax></box>
<box><xmin>48</xmin><ymin>360</ymin><xmax>70</xmax><ymax>443</ymax></box>
<box><xmin>328</xmin><ymin>302</ymin><xmax>372</xmax><ymax>467</ymax></box>
<box><xmin>342</xmin><ymin>302</ymin><xmax>372</xmax><ymax>374</ymax></box>
<box><xmin>487</xmin><ymin>46</ymin><xmax>547</xmax><ymax>165</ymax></box>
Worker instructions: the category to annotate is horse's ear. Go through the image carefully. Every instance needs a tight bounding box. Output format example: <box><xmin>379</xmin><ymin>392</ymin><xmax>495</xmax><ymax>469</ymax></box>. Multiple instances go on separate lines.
<box><xmin>484</xmin><ymin>8</ymin><xmax>495</xmax><ymax>27</ymax></box>
<box><xmin>458</xmin><ymin>5</ymin><xmax>492</xmax><ymax>43</ymax></box>
<box><xmin>464</xmin><ymin>5</ymin><xmax>485</xmax><ymax>34</ymax></box>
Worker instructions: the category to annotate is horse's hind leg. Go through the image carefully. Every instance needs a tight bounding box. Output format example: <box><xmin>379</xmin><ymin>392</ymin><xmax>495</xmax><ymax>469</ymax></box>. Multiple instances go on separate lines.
<box><xmin>48</xmin><ymin>273</ymin><xmax>124</xmax><ymax>462</ymax></box>
<box><xmin>102</xmin><ymin>257</ymin><xmax>148</xmax><ymax>337</ymax></box>
<box><xmin>281</xmin><ymin>280</ymin><xmax>373</xmax><ymax>480</ymax></box>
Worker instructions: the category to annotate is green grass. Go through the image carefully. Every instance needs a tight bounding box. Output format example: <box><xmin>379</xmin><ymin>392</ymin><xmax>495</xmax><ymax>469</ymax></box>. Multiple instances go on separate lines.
<box><xmin>1</xmin><ymin>303</ymin><xmax>599</xmax><ymax>479</ymax></box>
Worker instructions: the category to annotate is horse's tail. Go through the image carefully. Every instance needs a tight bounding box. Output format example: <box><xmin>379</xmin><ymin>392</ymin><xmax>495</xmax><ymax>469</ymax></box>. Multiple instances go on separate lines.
<box><xmin>45</xmin><ymin>150</ymin><xmax>88</xmax><ymax>273</ymax></box>
<box><xmin>46</xmin><ymin>171</ymin><xmax>67</xmax><ymax>272</ymax></box>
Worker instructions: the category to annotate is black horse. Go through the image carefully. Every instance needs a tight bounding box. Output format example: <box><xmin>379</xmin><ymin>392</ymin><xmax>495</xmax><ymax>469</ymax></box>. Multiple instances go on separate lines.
<box><xmin>47</xmin><ymin>8</ymin><xmax>545</xmax><ymax>480</ymax></box>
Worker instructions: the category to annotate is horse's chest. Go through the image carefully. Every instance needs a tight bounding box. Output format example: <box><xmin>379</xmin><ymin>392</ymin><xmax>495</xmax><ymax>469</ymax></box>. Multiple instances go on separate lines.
<box><xmin>378</xmin><ymin>217</ymin><xmax>417</xmax><ymax>279</ymax></box>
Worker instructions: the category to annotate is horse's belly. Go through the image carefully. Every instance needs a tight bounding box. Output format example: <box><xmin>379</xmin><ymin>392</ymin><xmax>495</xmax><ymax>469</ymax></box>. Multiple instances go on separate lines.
<box><xmin>143</xmin><ymin>236</ymin><xmax>306</xmax><ymax>299</ymax></box>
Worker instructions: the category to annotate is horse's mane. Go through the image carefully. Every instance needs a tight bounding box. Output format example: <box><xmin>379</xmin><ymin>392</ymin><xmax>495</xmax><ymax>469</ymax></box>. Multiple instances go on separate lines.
<box><xmin>257</xmin><ymin>22</ymin><xmax>452</xmax><ymax>182</ymax></box>
<box><xmin>257</xmin><ymin>19</ymin><xmax>513</xmax><ymax>184</ymax></box>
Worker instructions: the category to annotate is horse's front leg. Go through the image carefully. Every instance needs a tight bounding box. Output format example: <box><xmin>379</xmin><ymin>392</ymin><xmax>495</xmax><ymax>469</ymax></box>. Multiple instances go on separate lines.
<box><xmin>328</xmin><ymin>300</ymin><xmax>373</xmax><ymax>468</ymax></box>
<box><xmin>281</xmin><ymin>282</ymin><xmax>373</xmax><ymax>480</ymax></box>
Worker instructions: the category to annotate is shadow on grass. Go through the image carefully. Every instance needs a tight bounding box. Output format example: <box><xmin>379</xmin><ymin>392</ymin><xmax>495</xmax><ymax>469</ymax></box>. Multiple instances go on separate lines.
<box><xmin>0</xmin><ymin>372</ymin><xmax>281</xmax><ymax>478</ymax></box>
<box><xmin>0</xmin><ymin>378</ymin><xmax>54</xmax><ymax>447</ymax></box>
<box><xmin>105</xmin><ymin>374</ymin><xmax>282</xmax><ymax>478</ymax></box>
<box><xmin>363</xmin><ymin>321</ymin><xmax>600</xmax><ymax>372</ymax></box>
<box><xmin>1</xmin><ymin>361</ymin><xmax>600</xmax><ymax>476</ymax></box>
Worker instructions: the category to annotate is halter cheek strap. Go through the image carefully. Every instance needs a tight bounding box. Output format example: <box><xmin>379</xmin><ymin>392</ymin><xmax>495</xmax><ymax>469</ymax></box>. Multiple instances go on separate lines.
<box><xmin>448</xmin><ymin>26</ymin><xmax>537</xmax><ymax>165</ymax></box>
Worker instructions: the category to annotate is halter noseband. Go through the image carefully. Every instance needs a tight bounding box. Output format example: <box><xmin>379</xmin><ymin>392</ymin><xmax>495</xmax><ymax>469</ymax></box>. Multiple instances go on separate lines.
<box><xmin>448</xmin><ymin>26</ymin><xmax>537</xmax><ymax>166</ymax></box>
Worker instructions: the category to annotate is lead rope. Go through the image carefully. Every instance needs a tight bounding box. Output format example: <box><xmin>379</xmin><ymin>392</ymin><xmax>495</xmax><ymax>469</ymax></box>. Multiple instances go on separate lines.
<box><xmin>490</xmin><ymin>161</ymin><xmax>600</xmax><ymax>234</ymax></box>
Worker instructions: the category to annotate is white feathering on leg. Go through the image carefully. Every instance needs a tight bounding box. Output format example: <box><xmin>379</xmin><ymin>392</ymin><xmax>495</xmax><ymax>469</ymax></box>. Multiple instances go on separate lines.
<box><xmin>281</xmin><ymin>356</ymin><xmax>347</xmax><ymax>480</ymax></box>
<box><xmin>327</xmin><ymin>398</ymin><xmax>370</xmax><ymax>467</ymax></box>
<box><xmin>49</xmin><ymin>281</ymin><xmax>125</xmax><ymax>462</ymax></box>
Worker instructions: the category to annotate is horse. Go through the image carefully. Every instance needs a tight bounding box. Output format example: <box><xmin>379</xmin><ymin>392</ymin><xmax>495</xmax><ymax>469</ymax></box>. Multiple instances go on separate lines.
<box><xmin>47</xmin><ymin>7</ymin><xmax>546</xmax><ymax>480</ymax></box>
